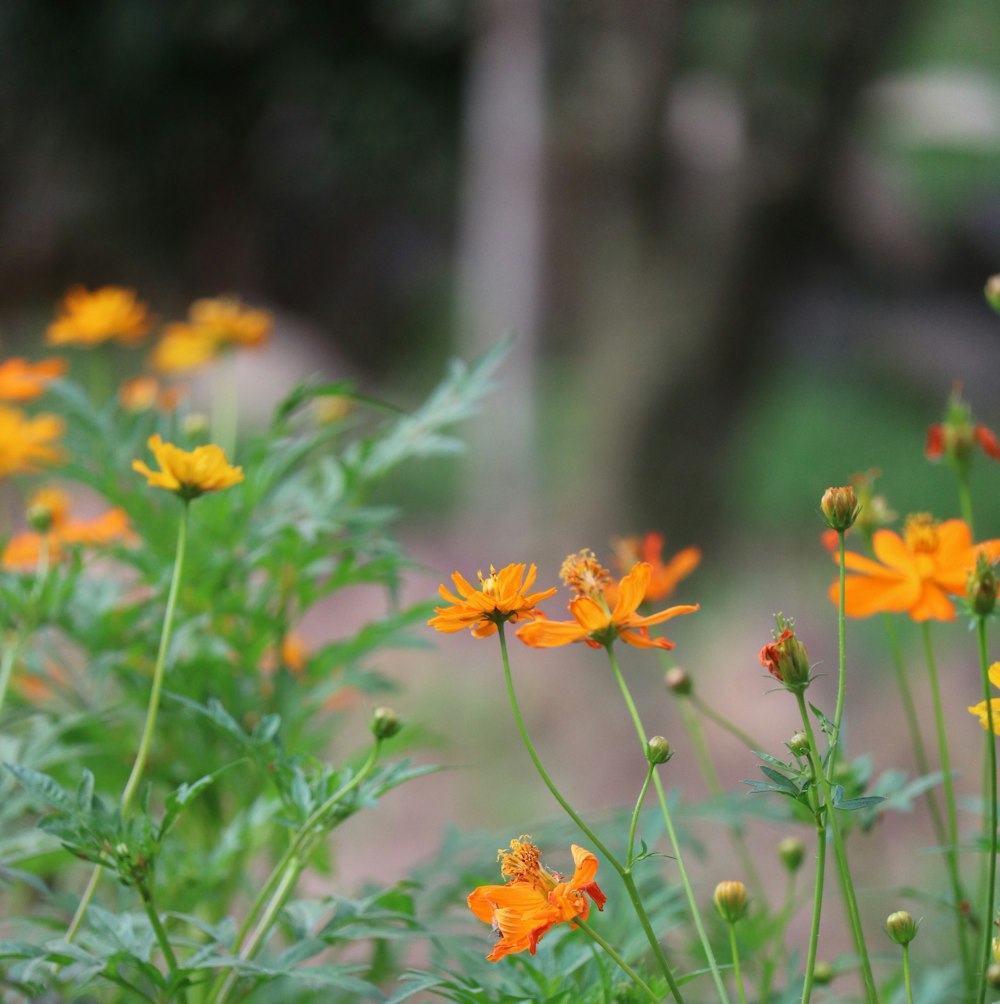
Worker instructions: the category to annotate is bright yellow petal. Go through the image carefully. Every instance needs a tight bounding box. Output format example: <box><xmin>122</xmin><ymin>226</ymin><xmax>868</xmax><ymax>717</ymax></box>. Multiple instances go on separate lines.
<box><xmin>989</xmin><ymin>662</ymin><xmax>1000</xmax><ymax>690</ymax></box>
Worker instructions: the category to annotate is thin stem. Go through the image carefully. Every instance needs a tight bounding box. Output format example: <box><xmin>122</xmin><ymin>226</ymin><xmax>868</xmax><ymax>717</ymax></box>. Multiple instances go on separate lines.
<box><xmin>689</xmin><ymin>693</ymin><xmax>764</xmax><ymax>750</ymax></box>
<box><xmin>497</xmin><ymin>627</ymin><xmax>685</xmax><ymax>1002</ymax></box>
<box><xmin>799</xmin><ymin>706</ymin><xmax>828</xmax><ymax>1004</ymax></box>
<box><xmin>208</xmin><ymin>743</ymin><xmax>382</xmax><ymax>1004</ymax></box>
<box><xmin>902</xmin><ymin>943</ymin><xmax>914</xmax><ymax>1004</ymax></box>
<box><xmin>976</xmin><ymin>616</ymin><xmax>997</xmax><ymax>1004</ymax></box>
<box><xmin>957</xmin><ymin>469</ymin><xmax>974</xmax><ymax>535</ymax></box>
<box><xmin>627</xmin><ymin>764</ymin><xmax>655</xmax><ymax>870</ymax></box>
<box><xmin>137</xmin><ymin>881</ymin><xmax>187</xmax><ymax>1004</ymax></box>
<box><xmin>827</xmin><ymin>530</ymin><xmax>848</xmax><ymax>774</ymax></box>
<box><xmin>922</xmin><ymin>620</ymin><xmax>973</xmax><ymax>987</ymax></box>
<box><xmin>575</xmin><ymin>916</ymin><xmax>661</xmax><ymax>1004</ymax></box>
<box><xmin>211</xmin><ymin>350</ymin><xmax>239</xmax><ymax>460</ymax></box>
<box><xmin>0</xmin><ymin>637</ymin><xmax>20</xmax><ymax>726</ymax></box>
<box><xmin>795</xmin><ymin>691</ymin><xmax>877</xmax><ymax>1004</ymax></box>
<box><xmin>66</xmin><ymin>501</ymin><xmax>190</xmax><ymax>943</ymax></box>
<box><xmin>728</xmin><ymin>923</ymin><xmax>749</xmax><ymax>1004</ymax></box>
<box><xmin>606</xmin><ymin>645</ymin><xmax>730</xmax><ymax>1004</ymax></box>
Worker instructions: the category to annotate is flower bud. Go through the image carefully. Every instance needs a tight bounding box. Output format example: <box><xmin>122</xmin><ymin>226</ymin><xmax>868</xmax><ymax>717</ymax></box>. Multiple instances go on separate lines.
<box><xmin>777</xmin><ymin>836</ymin><xmax>806</xmax><ymax>872</ymax></box>
<box><xmin>370</xmin><ymin>706</ymin><xmax>402</xmax><ymax>740</ymax></box>
<box><xmin>646</xmin><ymin>736</ymin><xmax>672</xmax><ymax>765</ymax></box>
<box><xmin>759</xmin><ymin>618</ymin><xmax>811</xmax><ymax>690</ymax></box>
<box><xmin>989</xmin><ymin>962</ymin><xmax>1000</xmax><ymax>990</ymax></box>
<box><xmin>992</xmin><ymin>934</ymin><xmax>1000</xmax><ymax>964</ymax></box>
<box><xmin>821</xmin><ymin>486</ymin><xmax>860</xmax><ymax>532</ymax></box>
<box><xmin>968</xmin><ymin>554</ymin><xmax>998</xmax><ymax>618</ymax></box>
<box><xmin>787</xmin><ymin>731</ymin><xmax>810</xmax><ymax>757</ymax></box>
<box><xmin>986</xmin><ymin>274</ymin><xmax>1000</xmax><ymax>315</ymax></box>
<box><xmin>812</xmin><ymin>961</ymin><xmax>834</xmax><ymax>985</ymax></box>
<box><xmin>664</xmin><ymin>666</ymin><xmax>692</xmax><ymax>696</ymax></box>
<box><xmin>713</xmin><ymin>880</ymin><xmax>747</xmax><ymax>923</ymax></box>
<box><xmin>885</xmin><ymin>910</ymin><xmax>918</xmax><ymax>946</ymax></box>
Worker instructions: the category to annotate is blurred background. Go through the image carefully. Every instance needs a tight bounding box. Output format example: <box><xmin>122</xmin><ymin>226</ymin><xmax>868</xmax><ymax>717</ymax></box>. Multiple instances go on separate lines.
<box><xmin>6</xmin><ymin>0</ymin><xmax>1000</xmax><ymax>973</ymax></box>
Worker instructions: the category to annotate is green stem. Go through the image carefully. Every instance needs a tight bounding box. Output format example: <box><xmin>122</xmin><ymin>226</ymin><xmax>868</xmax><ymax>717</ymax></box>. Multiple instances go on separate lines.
<box><xmin>902</xmin><ymin>943</ymin><xmax>914</xmax><ymax>1004</ymax></box>
<box><xmin>689</xmin><ymin>693</ymin><xmax>764</xmax><ymax>750</ymax></box>
<box><xmin>0</xmin><ymin>637</ymin><xmax>20</xmax><ymax>726</ymax></box>
<box><xmin>210</xmin><ymin>350</ymin><xmax>239</xmax><ymax>460</ymax></box>
<box><xmin>728</xmin><ymin>923</ymin><xmax>749</xmax><ymax>1004</ymax></box>
<box><xmin>66</xmin><ymin>501</ymin><xmax>190</xmax><ymax>943</ymax></box>
<box><xmin>606</xmin><ymin>645</ymin><xmax>730</xmax><ymax>1004</ymax></box>
<box><xmin>209</xmin><ymin>743</ymin><xmax>382</xmax><ymax>1004</ymax></box>
<box><xmin>497</xmin><ymin>627</ymin><xmax>685</xmax><ymax>1002</ymax></box>
<box><xmin>677</xmin><ymin>696</ymin><xmax>765</xmax><ymax>903</ymax></box>
<box><xmin>827</xmin><ymin>530</ymin><xmax>848</xmax><ymax>774</ymax></box>
<box><xmin>957</xmin><ymin>469</ymin><xmax>974</xmax><ymax>535</ymax></box>
<box><xmin>976</xmin><ymin>617</ymin><xmax>997</xmax><ymax>1004</ymax></box>
<box><xmin>795</xmin><ymin>690</ymin><xmax>877</xmax><ymax>1004</ymax></box>
<box><xmin>138</xmin><ymin>881</ymin><xmax>187</xmax><ymax>1003</ymax></box>
<box><xmin>922</xmin><ymin>620</ymin><xmax>973</xmax><ymax>987</ymax></box>
<box><xmin>627</xmin><ymin>764</ymin><xmax>655</xmax><ymax>870</ymax></box>
<box><xmin>799</xmin><ymin>705</ymin><xmax>828</xmax><ymax>1004</ymax></box>
<box><xmin>575</xmin><ymin>915</ymin><xmax>661</xmax><ymax>1004</ymax></box>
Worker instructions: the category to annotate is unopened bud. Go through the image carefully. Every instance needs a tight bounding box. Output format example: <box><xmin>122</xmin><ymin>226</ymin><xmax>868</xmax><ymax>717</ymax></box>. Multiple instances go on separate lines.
<box><xmin>885</xmin><ymin>910</ymin><xmax>918</xmax><ymax>946</ymax></box>
<box><xmin>986</xmin><ymin>274</ymin><xmax>1000</xmax><ymax>315</ymax></box>
<box><xmin>713</xmin><ymin>880</ymin><xmax>747</xmax><ymax>923</ymax></box>
<box><xmin>992</xmin><ymin>934</ymin><xmax>1000</xmax><ymax>964</ymax></box>
<box><xmin>371</xmin><ymin>706</ymin><xmax>402</xmax><ymax>740</ymax></box>
<box><xmin>778</xmin><ymin>836</ymin><xmax>806</xmax><ymax>872</ymax></box>
<box><xmin>812</xmin><ymin>961</ymin><xmax>834</xmax><ymax>985</ymax></box>
<box><xmin>821</xmin><ymin>486</ymin><xmax>860</xmax><ymax>532</ymax></box>
<box><xmin>968</xmin><ymin>554</ymin><xmax>998</xmax><ymax>618</ymax></box>
<box><xmin>988</xmin><ymin>962</ymin><xmax>1000</xmax><ymax>990</ymax></box>
<box><xmin>787</xmin><ymin>732</ymin><xmax>810</xmax><ymax>757</ymax></box>
<box><xmin>646</xmin><ymin>736</ymin><xmax>672</xmax><ymax>765</ymax></box>
<box><xmin>664</xmin><ymin>666</ymin><xmax>692</xmax><ymax>696</ymax></box>
<box><xmin>759</xmin><ymin>618</ymin><xmax>811</xmax><ymax>690</ymax></box>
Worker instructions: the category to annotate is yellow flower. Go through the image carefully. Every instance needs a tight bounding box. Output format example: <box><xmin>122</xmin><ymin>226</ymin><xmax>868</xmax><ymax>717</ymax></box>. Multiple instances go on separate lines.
<box><xmin>0</xmin><ymin>407</ymin><xmax>64</xmax><ymax>477</ymax></box>
<box><xmin>467</xmin><ymin>836</ymin><xmax>606</xmax><ymax>961</ymax></box>
<box><xmin>132</xmin><ymin>434</ymin><xmax>244</xmax><ymax>499</ymax></box>
<box><xmin>151</xmin><ymin>297</ymin><xmax>273</xmax><ymax>374</ymax></box>
<box><xmin>428</xmin><ymin>563</ymin><xmax>556</xmax><ymax>638</ymax></box>
<box><xmin>969</xmin><ymin>662</ymin><xmax>1000</xmax><ymax>735</ymax></box>
<box><xmin>46</xmin><ymin>286</ymin><xmax>151</xmax><ymax>347</ymax></box>
<box><xmin>0</xmin><ymin>357</ymin><xmax>66</xmax><ymax>402</ymax></box>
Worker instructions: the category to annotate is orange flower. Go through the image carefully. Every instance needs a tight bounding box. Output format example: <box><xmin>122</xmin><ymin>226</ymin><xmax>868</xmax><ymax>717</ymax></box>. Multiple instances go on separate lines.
<box><xmin>467</xmin><ymin>836</ymin><xmax>606</xmax><ymax>961</ymax></box>
<box><xmin>0</xmin><ymin>407</ymin><xmax>64</xmax><ymax>477</ymax></box>
<box><xmin>118</xmin><ymin>375</ymin><xmax>184</xmax><ymax>413</ymax></box>
<box><xmin>517</xmin><ymin>558</ymin><xmax>698</xmax><ymax>650</ymax></box>
<box><xmin>46</xmin><ymin>286</ymin><xmax>151</xmax><ymax>347</ymax></box>
<box><xmin>0</xmin><ymin>357</ymin><xmax>66</xmax><ymax>402</ymax></box>
<box><xmin>610</xmin><ymin>532</ymin><xmax>700</xmax><ymax>603</ymax></box>
<box><xmin>132</xmin><ymin>434</ymin><xmax>244</xmax><ymax>499</ymax></box>
<box><xmin>151</xmin><ymin>322</ymin><xmax>220</xmax><ymax>374</ymax></box>
<box><xmin>831</xmin><ymin>514</ymin><xmax>1000</xmax><ymax>621</ymax></box>
<box><xmin>428</xmin><ymin>563</ymin><xmax>556</xmax><ymax>638</ymax></box>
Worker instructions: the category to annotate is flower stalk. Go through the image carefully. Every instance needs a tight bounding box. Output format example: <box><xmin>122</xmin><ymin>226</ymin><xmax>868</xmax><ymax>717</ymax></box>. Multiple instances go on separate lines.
<box><xmin>976</xmin><ymin>616</ymin><xmax>998</xmax><ymax>1004</ymax></box>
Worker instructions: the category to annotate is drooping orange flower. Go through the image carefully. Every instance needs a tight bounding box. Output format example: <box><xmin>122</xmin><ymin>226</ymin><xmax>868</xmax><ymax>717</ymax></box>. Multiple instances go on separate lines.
<box><xmin>969</xmin><ymin>662</ymin><xmax>1000</xmax><ymax>735</ymax></box>
<box><xmin>2</xmin><ymin>489</ymin><xmax>134</xmax><ymax>571</ymax></box>
<box><xmin>0</xmin><ymin>357</ymin><xmax>66</xmax><ymax>402</ymax></box>
<box><xmin>610</xmin><ymin>532</ymin><xmax>700</xmax><ymax>604</ymax></box>
<box><xmin>831</xmin><ymin>514</ymin><xmax>1000</xmax><ymax>621</ymax></box>
<box><xmin>467</xmin><ymin>836</ymin><xmax>606</xmax><ymax>961</ymax></box>
<box><xmin>46</xmin><ymin>286</ymin><xmax>151</xmax><ymax>347</ymax></box>
<box><xmin>0</xmin><ymin>407</ymin><xmax>64</xmax><ymax>477</ymax></box>
<box><xmin>132</xmin><ymin>434</ymin><xmax>244</xmax><ymax>499</ymax></box>
<box><xmin>428</xmin><ymin>563</ymin><xmax>556</xmax><ymax>639</ymax></box>
<box><xmin>151</xmin><ymin>296</ymin><xmax>273</xmax><ymax>373</ymax></box>
<box><xmin>517</xmin><ymin>557</ymin><xmax>699</xmax><ymax>650</ymax></box>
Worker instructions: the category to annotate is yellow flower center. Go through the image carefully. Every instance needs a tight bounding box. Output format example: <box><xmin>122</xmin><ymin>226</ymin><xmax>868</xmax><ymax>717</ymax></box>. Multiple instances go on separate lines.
<box><xmin>498</xmin><ymin>836</ymin><xmax>557</xmax><ymax>893</ymax></box>
<box><xmin>478</xmin><ymin>565</ymin><xmax>499</xmax><ymax>597</ymax></box>
<box><xmin>560</xmin><ymin>549</ymin><xmax>611</xmax><ymax>598</ymax></box>
<box><xmin>904</xmin><ymin>513</ymin><xmax>939</xmax><ymax>554</ymax></box>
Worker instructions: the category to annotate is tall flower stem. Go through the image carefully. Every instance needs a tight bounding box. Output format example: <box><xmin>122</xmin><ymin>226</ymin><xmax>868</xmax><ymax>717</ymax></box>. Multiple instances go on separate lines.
<box><xmin>497</xmin><ymin>627</ymin><xmax>685</xmax><ymax>1003</ymax></box>
<box><xmin>0</xmin><ymin>636</ymin><xmax>21</xmax><ymax>727</ymax></box>
<box><xmin>605</xmin><ymin>644</ymin><xmax>730</xmax><ymax>1004</ymax></box>
<box><xmin>795</xmin><ymin>691</ymin><xmax>878</xmax><ymax>1004</ymax></box>
<box><xmin>208</xmin><ymin>742</ymin><xmax>382</xmax><ymax>1004</ymax></box>
<box><xmin>921</xmin><ymin>620</ymin><xmax>972</xmax><ymax>988</ymax></box>
<box><xmin>689</xmin><ymin>693</ymin><xmax>763</xmax><ymax>750</ymax></box>
<box><xmin>727</xmin><ymin>923</ymin><xmax>749</xmax><ymax>1004</ymax></box>
<box><xmin>575</xmin><ymin>916</ymin><xmax>661</xmax><ymax>1004</ymax></box>
<box><xmin>976</xmin><ymin>616</ymin><xmax>997</xmax><ymax>1004</ymax></box>
<box><xmin>66</xmin><ymin>501</ymin><xmax>191</xmax><ymax>943</ymax></box>
<box><xmin>211</xmin><ymin>351</ymin><xmax>239</xmax><ymax>460</ymax></box>
<box><xmin>901</xmin><ymin>942</ymin><xmax>914</xmax><ymax>1004</ymax></box>
<box><xmin>956</xmin><ymin>468</ymin><xmax>974</xmax><ymax>534</ymax></box>
<box><xmin>627</xmin><ymin>764</ymin><xmax>655</xmax><ymax>869</ymax></box>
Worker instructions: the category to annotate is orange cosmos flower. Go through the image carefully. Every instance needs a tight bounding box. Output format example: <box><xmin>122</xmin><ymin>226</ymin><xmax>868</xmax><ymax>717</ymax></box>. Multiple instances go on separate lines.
<box><xmin>0</xmin><ymin>407</ymin><xmax>64</xmax><ymax>478</ymax></box>
<box><xmin>46</xmin><ymin>286</ymin><xmax>151</xmax><ymax>347</ymax></box>
<box><xmin>831</xmin><ymin>514</ymin><xmax>1000</xmax><ymax>621</ymax></box>
<box><xmin>0</xmin><ymin>357</ymin><xmax>66</xmax><ymax>402</ymax></box>
<box><xmin>132</xmin><ymin>434</ymin><xmax>244</xmax><ymax>499</ymax></box>
<box><xmin>517</xmin><ymin>554</ymin><xmax>699</xmax><ymax>650</ymax></box>
<box><xmin>925</xmin><ymin>386</ymin><xmax>1000</xmax><ymax>466</ymax></box>
<box><xmin>118</xmin><ymin>375</ymin><xmax>184</xmax><ymax>413</ymax></box>
<box><xmin>467</xmin><ymin>836</ymin><xmax>606</xmax><ymax>961</ymax></box>
<box><xmin>429</xmin><ymin>563</ymin><xmax>556</xmax><ymax>638</ymax></box>
<box><xmin>969</xmin><ymin>662</ymin><xmax>1000</xmax><ymax>735</ymax></box>
<box><xmin>610</xmin><ymin>531</ymin><xmax>700</xmax><ymax>604</ymax></box>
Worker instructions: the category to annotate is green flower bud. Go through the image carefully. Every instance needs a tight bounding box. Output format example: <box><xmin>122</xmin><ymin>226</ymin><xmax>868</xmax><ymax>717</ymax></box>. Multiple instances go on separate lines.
<box><xmin>787</xmin><ymin>731</ymin><xmax>810</xmax><ymax>757</ymax></box>
<box><xmin>968</xmin><ymin>554</ymin><xmax>998</xmax><ymax>618</ymax></box>
<box><xmin>821</xmin><ymin>486</ymin><xmax>860</xmax><ymax>532</ymax></box>
<box><xmin>986</xmin><ymin>274</ymin><xmax>1000</xmax><ymax>315</ymax></box>
<box><xmin>777</xmin><ymin>836</ymin><xmax>806</xmax><ymax>872</ymax></box>
<box><xmin>713</xmin><ymin>880</ymin><xmax>747</xmax><ymax>923</ymax></box>
<box><xmin>664</xmin><ymin>666</ymin><xmax>692</xmax><ymax>696</ymax></box>
<box><xmin>371</xmin><ymin>706</ymin><xmax>402</xmax><ymax>740</ymax></box>
<box><xmin>885</xmin><ymin>910</ymin><xmax>918</xmax><ymax>946</ymax></box>
<box><xmin>988</xmin><ymin>962</ymin><xmax>1000</xmax><ymax>990</ymax></box>
<box><xmin>812</xmin><ymin>961</ymin><xmax>834</xmax><ymax>985</ymax></box>
<box><xmin>646</xmin><ymin>736</ymin><xmax>672</xmax><ymax>765</ymax></box>
<box><xmin>759</xmin><ymin>617</ymin><xmax>811</xmax><ymax>690</ymax></box>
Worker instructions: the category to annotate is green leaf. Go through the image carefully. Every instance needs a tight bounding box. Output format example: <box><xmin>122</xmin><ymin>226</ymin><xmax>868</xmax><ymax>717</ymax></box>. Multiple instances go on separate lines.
<box><xmin>5</xmin><ymin>763</ymin><xmax>75</xmax><ymax>812</ymax></box>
